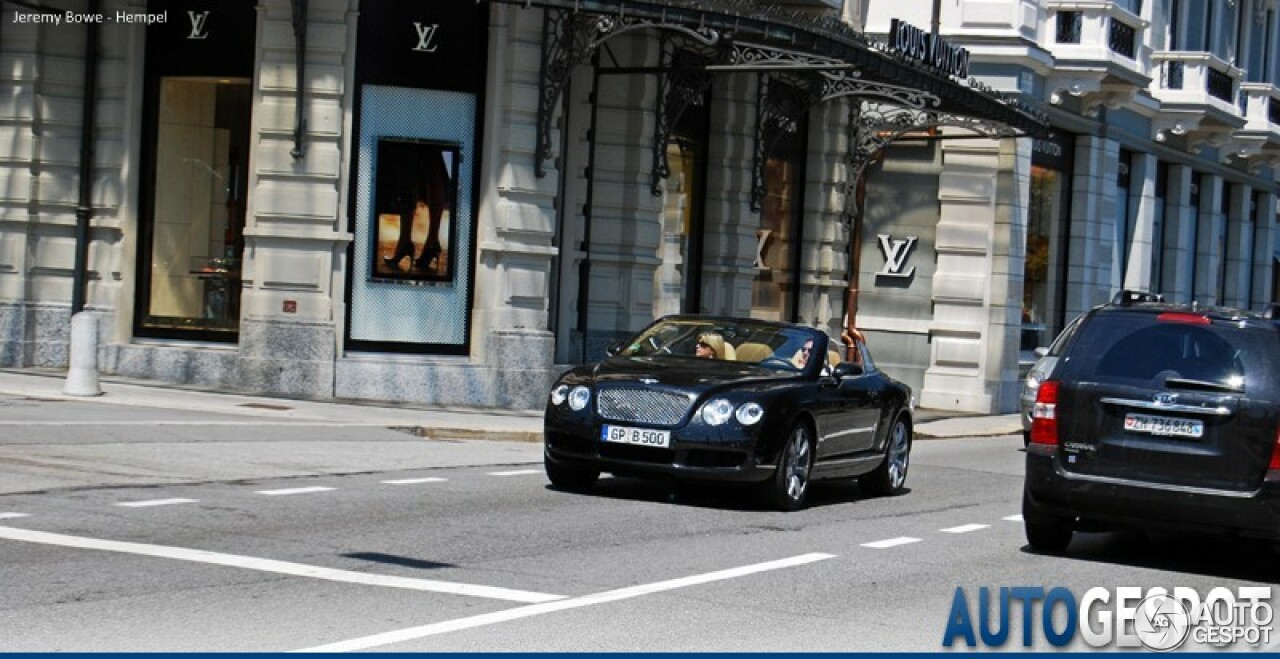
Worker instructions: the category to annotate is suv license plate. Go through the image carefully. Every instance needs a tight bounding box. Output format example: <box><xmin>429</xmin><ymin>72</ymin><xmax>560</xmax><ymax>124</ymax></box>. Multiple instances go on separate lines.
<box><xmin>601</xmin><ymin>425</ymin><xmax>671</xmax><ymax>448</ymax></box>
<box><xmin>1124</xmin><ymin>413</ymin><xmax>1204</xmax><ymax>438</ymax></box>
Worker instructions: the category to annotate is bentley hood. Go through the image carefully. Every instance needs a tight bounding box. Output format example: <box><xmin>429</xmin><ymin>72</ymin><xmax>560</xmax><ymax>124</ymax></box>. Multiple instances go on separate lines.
<box><xmin>588</xmin><ymin>356</ymin><xmax>800</xmax><ymax>389</ymax></box>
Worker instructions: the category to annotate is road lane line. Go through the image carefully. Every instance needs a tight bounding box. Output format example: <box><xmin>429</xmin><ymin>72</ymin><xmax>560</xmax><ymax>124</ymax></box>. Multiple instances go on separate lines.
<box><xmin>860</xmin><ymin>537</ymin><xmax>921</xmax><ymax>549</ymax></box>
<box><xmin>115</xmin><ymin>498</ymin><xmax>199</xmax><ymax>508</ymax></box>
<box><xmin>0</xmin><ymin>512</ymin><xmax>30</xmax><ymax>519</ymax></box>
<box><xmin>0</xmin><ymin>525</ymin><xmax>562</xmax><ymax>604</ymax></box>
<box><xmin>296</xmin><ymin>552</ymin><xmax>836</xmax><ymax>652</ymax></box>
<box><xmin>255</xmin><ymin>486</ymin><xmax>335</xmax><ymax>496</ymax></box>
<box><xmin>381</xmin><ymin>477</ymin><xmax>448</xmax><ymax>485</ymax></box>
<box><xmin>1003</xmin><ymin>514</ymin><xmax>1023</xmax><ymax>522</ymax></box>
<box><xmin>487</xmin><ymin>470</ymin><xmax>541</xmax><ymax>477</ymax></box>
<box><xmin>939</xmin><ymin>524</ymin><xmax>989</xmax><ymax>534</ymax></box>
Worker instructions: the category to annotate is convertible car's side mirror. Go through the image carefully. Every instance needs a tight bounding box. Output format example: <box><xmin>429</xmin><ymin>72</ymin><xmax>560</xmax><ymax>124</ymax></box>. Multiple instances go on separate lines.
<box><xmin>605</xmin><ymin>342</ymin><xmax>623</xmax><ymax>357</ymax></box>
<box><xmin>832</xmin><ymin>362</ymin><xmax>863</xmax><ymax>379</ymax></box>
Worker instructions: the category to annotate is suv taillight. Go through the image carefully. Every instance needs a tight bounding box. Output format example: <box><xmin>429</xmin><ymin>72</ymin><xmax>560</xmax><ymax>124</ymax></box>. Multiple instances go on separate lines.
<box><xmin>1030</xmin><ymin>380</ymin><xmax>1060</xmax><ymax>446</ymax></box>
<box><xmin>1269</xmin><ymin>426</ymin><xmax>1280</xmax><ymax>472</ymax></box>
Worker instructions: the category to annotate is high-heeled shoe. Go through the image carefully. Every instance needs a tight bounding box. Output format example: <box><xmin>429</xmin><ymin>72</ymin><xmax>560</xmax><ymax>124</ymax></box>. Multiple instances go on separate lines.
<box><xmin>414</xmin><ymin>244</ymin><xmax>442</xmax><ymax>271</ymax></box>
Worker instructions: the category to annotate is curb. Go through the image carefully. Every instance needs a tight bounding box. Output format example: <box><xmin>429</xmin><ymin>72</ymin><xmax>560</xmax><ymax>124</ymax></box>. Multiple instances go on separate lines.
<box><xmin>394</xmin><ymin>426</ymin><xmax>544</xmax><ymax>443</ymax></box>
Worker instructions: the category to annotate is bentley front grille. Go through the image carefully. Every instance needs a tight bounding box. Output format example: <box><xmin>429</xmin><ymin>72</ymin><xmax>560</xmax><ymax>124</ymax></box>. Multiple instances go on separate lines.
<box><xmin>597</xmin><ymin>387</ymin><xmax>693</xmax><ymax>426</ymax></box>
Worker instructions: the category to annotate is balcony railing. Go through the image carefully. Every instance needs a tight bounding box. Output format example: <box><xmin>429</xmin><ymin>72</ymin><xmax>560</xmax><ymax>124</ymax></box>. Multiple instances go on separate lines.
<box><xmin>1239</xmin><ymin>83</ymin><xmax>1280</xmax><ymax>134</ymax></box>
<box><xmin>1151</xmin><ymin>51</ymin><xmax>1241</xmax><ymax>111</ymax></box>
<box><xmin>1107</xmin><ymin>18</ymin><xmax>1135</xmax><ymax>58</ymax></box>
<box><xmin>1044</xmin><ymin>2</ymin><xmax>1149</xmax><ymax>75</ymax></box>
<box><xmin>1206</xmin><ymin>68</ymin><xmax>1233</xmax><ymax>103</ymax></box>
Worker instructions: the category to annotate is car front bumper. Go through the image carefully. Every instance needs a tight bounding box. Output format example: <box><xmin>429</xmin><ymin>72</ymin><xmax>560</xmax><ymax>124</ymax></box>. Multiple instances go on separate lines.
<box><xmin>544</xmin><ymin>418</ymin><xmax>779</xmax><ymax>484</ymax></box>
<box><xmin>1025</xmin><ymin>445</ymin><xmax>1280</xmax><ymax>541</ymax></box>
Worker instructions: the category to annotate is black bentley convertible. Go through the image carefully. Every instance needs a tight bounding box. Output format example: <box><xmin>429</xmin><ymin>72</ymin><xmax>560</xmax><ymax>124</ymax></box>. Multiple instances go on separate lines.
<box><xmin>543</xmin><ymin>315</ymin><xmax>915</xmax><ymax>510</ymax></box>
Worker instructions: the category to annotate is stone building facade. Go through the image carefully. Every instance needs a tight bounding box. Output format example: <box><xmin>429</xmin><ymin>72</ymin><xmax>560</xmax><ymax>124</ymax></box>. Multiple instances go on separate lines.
<box><xmin>3</xmin><ymin>0</ymin><xmax>1272</xmax><ymax>414</ymax></box>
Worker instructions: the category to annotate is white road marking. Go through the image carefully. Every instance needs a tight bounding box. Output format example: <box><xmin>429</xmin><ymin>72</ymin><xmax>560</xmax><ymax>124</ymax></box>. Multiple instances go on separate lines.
<box><xmin>939</xmin><ymin>524</ymin><xmax>989</xmax><ymax>534</ymax></box>
<box><xmin>860</xmin><ymin>537</ymin><xmax>921</xmax><ymax>549</ymax></box>
<box><xmin>115</xmin><ymin>498</ymin><xmax>199</xmax><ymax>508</ymax></box>
<box><xmin>0</xmin><ymin>421</ymin><xmax>405</xmax><ymax>426</ymax></box>
<box><xmin>0</xmin><ymin>512</ymin><xmax>30</xmax><ymax>519</ymax></box>
<box><xmin>0</xmin><ymin>526</ymin><xmax>562</xmax><ymax>604</ymax></box>
<box><xmin>487</xmin><ymin>470</ymin><xmax>541</xmax><ymax>477</ymax></box>
<box><xmin>381</xmin><ymin>477</ymin><xmax>448</xmax><ymax>485</ymax></box>
<box><xmin>255</xmin><ymin>486</ymin><xmax>335</xmax><ymax>496</ymax></box>
<box><xmin>296</xmin><ymin>552</ymin><xmax>837</xmax><ymax>652</ymax></box>
<box><xmin>1003</xmin><ymin>514</ymin><xmax>1023</xmax><ymax>522</ymax></box>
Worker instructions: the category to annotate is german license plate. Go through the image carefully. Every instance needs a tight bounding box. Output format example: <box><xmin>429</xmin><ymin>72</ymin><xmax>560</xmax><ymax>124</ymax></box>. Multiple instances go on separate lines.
<box><xmin>1124</xmin><ymin>413</ymin><xmax>1204</xmax><ymax>438</ymax></box>
<box><xmin>601</xmin><ymin>425</ymin><xmax>671</xmax><ymax>448</ymax></box>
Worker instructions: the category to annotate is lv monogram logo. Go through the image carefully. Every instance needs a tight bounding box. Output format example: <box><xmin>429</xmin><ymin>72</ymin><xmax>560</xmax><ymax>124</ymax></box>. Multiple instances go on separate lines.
<box><xmin>412</xmin><ymin>22</ymin><xmax>440</xmax><ymax>52</ymax></box>
<box><xmin>876</xmin><ymin>234</ymin><xmax>918</xmax><ymax>278</ymax></box>
<box><xmin>187</xmin><ymin>10</ymin><xmax>210</xmax><ymax>39</ymax></box>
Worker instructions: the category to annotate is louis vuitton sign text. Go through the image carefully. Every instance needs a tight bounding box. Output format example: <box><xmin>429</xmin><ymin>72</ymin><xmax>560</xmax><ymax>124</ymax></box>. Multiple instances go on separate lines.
<box><xmin>888</xmin><ymin>18</ymin><xmax>970</xmax><ymax>80</ymax></box>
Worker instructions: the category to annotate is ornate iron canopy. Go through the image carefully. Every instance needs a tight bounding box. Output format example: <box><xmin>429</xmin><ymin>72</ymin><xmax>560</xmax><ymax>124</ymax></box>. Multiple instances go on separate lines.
<box><xmin>488</xmin><ymin>0</ymin><xmax>1050</xmax><ymax>209</ymax></box>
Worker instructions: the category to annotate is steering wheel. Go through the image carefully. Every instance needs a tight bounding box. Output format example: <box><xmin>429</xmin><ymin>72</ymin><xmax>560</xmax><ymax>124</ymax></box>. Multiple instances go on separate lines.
<box><xmin>646</xmin><ymin>336</ymin><xmax>673</xmax><ymax>355</ymax></box>
<box><xmin>759</xmin><ymin>356</ymin><xmax>798</xmax><ymax>371</ymax></box>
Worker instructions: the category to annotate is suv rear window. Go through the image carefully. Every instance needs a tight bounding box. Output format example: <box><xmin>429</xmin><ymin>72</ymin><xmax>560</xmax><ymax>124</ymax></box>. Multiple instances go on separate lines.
<box><xmin>1056</xmin><ymin>312</ymin><xmax>1272</xmax><ymax>389</ymax></box>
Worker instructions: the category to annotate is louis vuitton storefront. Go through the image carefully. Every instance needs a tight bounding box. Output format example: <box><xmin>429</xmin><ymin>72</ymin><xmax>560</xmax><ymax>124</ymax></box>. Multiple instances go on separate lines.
<box><xmin>0</xmin><ymin>0</ymin><xmax>1047</xmax><ymax>411</ymax></box>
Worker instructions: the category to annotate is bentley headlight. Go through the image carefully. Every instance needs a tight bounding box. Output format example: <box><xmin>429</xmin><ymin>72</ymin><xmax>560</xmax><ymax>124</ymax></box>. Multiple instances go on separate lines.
<box><xmin>735</xmin><ymin>402</ymin><xmax>764</xmax><ymax>426</ymax></box>
<box><xmin>702</xmin><ymin>398</ymin><xmax>734</xmax><ymax>426</ymax></box>
<box><xmin>568</xmin><ymin>385</ymin><xmax>591</xmax><ymax>411</ymax></box>
<box><xmin>550</xmin><ymin>384</ymin><xmax>570</xmax><ymax>406</ymax></box>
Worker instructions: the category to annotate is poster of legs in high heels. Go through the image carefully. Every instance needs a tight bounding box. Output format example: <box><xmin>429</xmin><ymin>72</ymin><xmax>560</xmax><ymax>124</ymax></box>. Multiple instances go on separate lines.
<box><xmin>372</xmin><ymin>138</ymin><xmax>458</xmax><ymax>283</ymax></box>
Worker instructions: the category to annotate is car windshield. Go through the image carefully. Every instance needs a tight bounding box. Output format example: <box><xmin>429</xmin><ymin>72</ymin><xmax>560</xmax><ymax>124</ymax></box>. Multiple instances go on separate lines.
<box><xmin>618</xmin><ymin>317</ymin><xmax>825</xmax><ymax>372</ymax></box>
<box><xmin>1058</xmin><ymin>313</ymin><xmax>1272</xmax><ymax>390</ymax></box>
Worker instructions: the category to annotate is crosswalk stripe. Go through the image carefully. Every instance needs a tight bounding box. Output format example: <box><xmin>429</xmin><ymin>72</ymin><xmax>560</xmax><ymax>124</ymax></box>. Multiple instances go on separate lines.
<box><xmin>861</xmin><ymin>536</ymin><xmax>921</xmax><ymax>549</ymax></box>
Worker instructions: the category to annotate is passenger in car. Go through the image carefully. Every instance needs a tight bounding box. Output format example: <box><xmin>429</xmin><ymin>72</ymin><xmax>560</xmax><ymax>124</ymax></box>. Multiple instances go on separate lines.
<box><xmin>695</xmin><ymin>333</ymin><xmax>734</xmax><ymax>360</ymax></box>
<box><xmin>791</xmin><ymin>340</ymin><xmax>815</xmax><ymax>368</ymax></box>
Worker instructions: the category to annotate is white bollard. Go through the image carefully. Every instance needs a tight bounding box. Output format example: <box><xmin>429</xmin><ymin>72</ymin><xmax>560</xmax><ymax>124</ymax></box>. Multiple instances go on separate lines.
<box><xmin>64</xmin><ymin>311</ymin><xmax>103</xmax><ymax>396</ymax></box>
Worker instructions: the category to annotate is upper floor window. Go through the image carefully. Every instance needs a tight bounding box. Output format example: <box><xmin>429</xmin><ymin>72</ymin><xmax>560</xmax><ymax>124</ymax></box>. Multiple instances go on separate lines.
<box><xmin>1166</xmin><ymin>0</ymin><xmax>1238</xmax><ymax>60</ymax></box>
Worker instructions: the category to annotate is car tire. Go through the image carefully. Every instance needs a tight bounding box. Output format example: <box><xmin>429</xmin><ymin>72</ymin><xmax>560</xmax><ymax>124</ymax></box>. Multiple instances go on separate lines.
<box><xmin>1022</xmin><ymin>490</ymin><xmax>1073</xmax><ymax>552</ymax></box>
<box><xmin>544</xmin><ymin>454</ymin><xmax>599</xmax><ymax>491</ymax></box>
<box><xmin>861</xmin><ymin>414</ymin><xmax>911</xmax><ymax>496</ymax></box>
<box><xmin>765</xmin><ymin>421</ymin><xmax>814</xmax><ymax>512</ymax></box>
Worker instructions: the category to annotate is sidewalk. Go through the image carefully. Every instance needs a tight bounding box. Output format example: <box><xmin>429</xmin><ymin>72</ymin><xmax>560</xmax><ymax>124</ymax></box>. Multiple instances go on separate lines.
<box><xmin>0</xmin><ymin>368</ymin><xmax>1022</xmax><ymax>441</ymax></box>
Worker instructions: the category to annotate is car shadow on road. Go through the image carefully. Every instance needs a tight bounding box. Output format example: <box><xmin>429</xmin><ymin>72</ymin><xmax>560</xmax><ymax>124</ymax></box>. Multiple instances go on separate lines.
<box><xmin>551</xmin><ymin>476</ymin><xmax>903</xmax><ymax>513</ymax></box>
<box><xmin>1021</xmin><ymin>530</ymin><xmax>1280</xmax><ymax>582</ymax></box>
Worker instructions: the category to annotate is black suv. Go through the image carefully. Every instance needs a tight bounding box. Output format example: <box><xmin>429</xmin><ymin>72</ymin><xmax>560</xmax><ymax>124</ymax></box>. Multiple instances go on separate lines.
<box><xmin>1023</xmin><ymin>292</ymin><xmax>1280</xmax><ymax>552</ymax></box>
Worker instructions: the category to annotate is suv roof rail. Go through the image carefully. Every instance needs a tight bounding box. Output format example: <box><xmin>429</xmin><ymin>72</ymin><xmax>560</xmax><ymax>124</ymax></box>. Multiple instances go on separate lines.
<box><xmin>1112</xmin><ymin>290</ymin><xmax>1164</xmax><ymax>306</ymax></box>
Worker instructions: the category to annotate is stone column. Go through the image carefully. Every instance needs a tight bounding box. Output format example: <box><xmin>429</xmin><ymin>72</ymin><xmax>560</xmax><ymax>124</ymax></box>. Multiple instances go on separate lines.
<box><xmin>1123</xmin><ymin>153</ymin><xmax>1158</xmax><ymax>290</ymax></box>
<box><xmin>1222</xmin><ymin>182</ymin><xmax>1253</xmax><ymax>309</ymax></box>
<box><xmin>1064</xmin><ymin>136</ymin><xmax>1116</xmax><ymax>320</ymax></box>
<box><xmin>1159</xmin><ymin>164</ymin><xmax>1195</xmax><ymax>304</ymax></box>
<box><xmin>920</xmin><ymin>132</ymin><xmax>1006</xmax><ymax>413</ymax></box>
<box><xmin>472</xmin><ymin>4</ymin><xmax>559</xmax><ymax>407</ymax></box>
<box><xmin>1193</xmin><ymin>174</ymin><xmax>1225</xmax><ymax>304</ymax></box>
<box><xmin>237</xmin><ymin>0</ymin><xmax>350</xmax><ymax>398</ymax></box>
<box><xmin>796</xmin><ymin>98</ymin><xmax>851</xmax><ymax>337</ymax></box>
<box><xmin>1251</xmin><ymin>192</ymin><xmax>1277</xmax><ymax>308</ymax></box>
<box><xmin>580</xmin><ymin>35</ymin><xmax>664</xmax><ymax>357</ymax></box>
<box><xmin>699</xmin><ymin>74</ymin><xmax>757</xmax><ymax>316</ymax></box>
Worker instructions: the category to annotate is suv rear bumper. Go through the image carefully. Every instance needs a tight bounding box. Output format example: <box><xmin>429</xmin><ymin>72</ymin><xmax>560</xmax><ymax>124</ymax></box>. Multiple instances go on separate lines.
<box><xmin>1025</xmin><ymin>445</ymin><xmax>1280</xmax><ymax>541</ymax></box>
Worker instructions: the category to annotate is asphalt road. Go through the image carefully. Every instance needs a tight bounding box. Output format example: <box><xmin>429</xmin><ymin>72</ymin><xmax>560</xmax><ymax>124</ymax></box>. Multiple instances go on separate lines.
<box><xmin>0</xmin><ymin>394</ymin><xmax>1277</xmax><ymax>652</ymax></box>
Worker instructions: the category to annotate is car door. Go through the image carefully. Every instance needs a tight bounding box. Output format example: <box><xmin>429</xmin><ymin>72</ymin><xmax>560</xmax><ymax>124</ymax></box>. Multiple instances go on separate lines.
<box><xmin>818</xmin><ymin>343</ymin><xmax>883</xmax><ymax>460</ymax></box>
